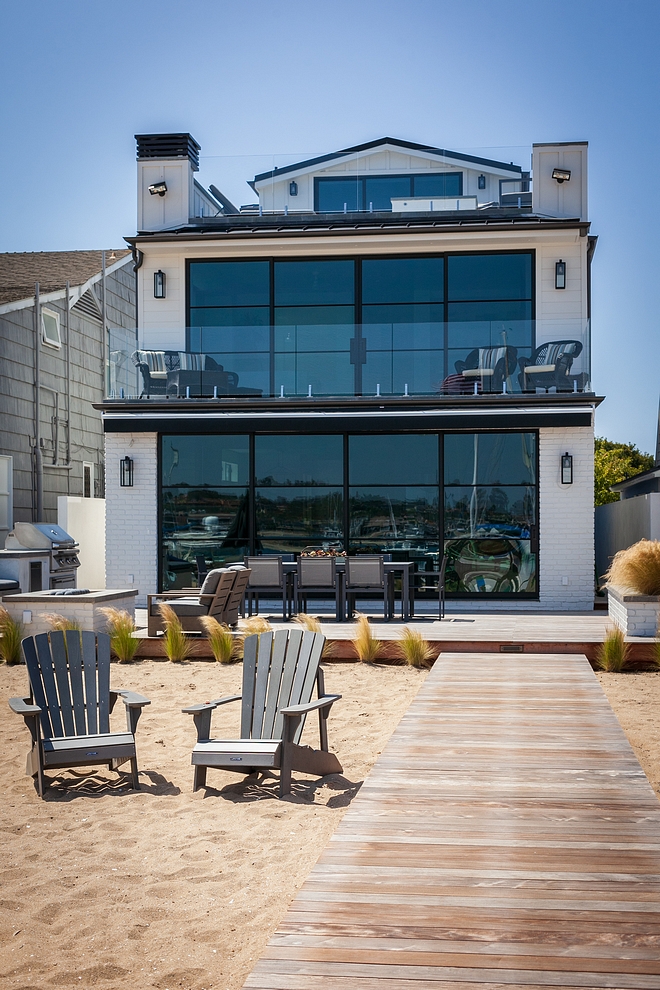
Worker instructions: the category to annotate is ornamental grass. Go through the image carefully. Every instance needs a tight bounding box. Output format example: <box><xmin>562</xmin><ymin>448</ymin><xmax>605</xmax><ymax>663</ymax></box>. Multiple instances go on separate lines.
<box><xmin>239</xmin><ymin>616</ymin><xmax>273</xmax><ymax>635</ymax></box>
<box><xmin>200</xmin><ymin>616</ymin><xmax>238</xmax><ymax>663</ymax></box>
<box><xmin>0</xmin><ymin>607</ymin><xmax>24</xmax><ymax>665</ymax></box>
<box><xmin>596</xmin><ymin>627</ymin><xmax>630</xmax><ymax>673</ymax></box>
<box><xmin>98</xmin><ymin>606</ymin><xmax>140</xmax><ymax>663</ymax></box>
<box><xmin>293</xmin><ymin>612</ymin><xmax>338</xmax><ymax>657</ymax></box>
<box><xmin>40</xmin><ymin>613</ymin><xmax>82</xmax><ymax>632</ymax></box>
<box><xmin>157</xmin><ymin>604</ymin><xmax>193</xmax><ymax>663</ymax></box>
<box><xmin>606</xmin><ymin>539</ymin><xmax>660</xmax><ymax>596</ymax></box>
<box><xmin>395</xmin><ymin>626</ymin><xmax>434</xmax><ymax>668</ymax></box>
<box><xmin>353</xmin><ymin>613</ymin><xmax>385</xmax><ymax>663</ymax></box>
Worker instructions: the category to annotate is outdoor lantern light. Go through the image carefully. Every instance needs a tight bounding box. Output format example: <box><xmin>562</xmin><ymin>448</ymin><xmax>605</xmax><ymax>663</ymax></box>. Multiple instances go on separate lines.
<box><xmin>289</xmin><ymin>181</ymin><xmax>298</xmax><ymax>196</ymax></box>
<box><xmin>552</xmin><ymin>167</ymin><xmax>571</xmax><ymax>183</ymax></box>
<box><xmin>120</xmin><ymin>456</ymin><xmax>134</xmax><ymax>487</ymax></box>
<box><xmin>561</xmin><ymin>452</ymin><xmax>573</xmax><ymax>485</ymax></box>
<box><xmin>148</xmin><ymin>180</ymin><xmax>168</xmax><ymax>197</ymax></box>
<box><xmin>154</xmin><ymin>270</ymin><xmax>166</xmax><ymax>298</ymax></box>
<box><xmin>555</xmin><ymin>260</ymin><xmax>566</xmax><ymax>289</ymax></box>
<box><xmin>478</xmin><ymin>174</ymin><xmax>486</xmax><ymax>189</ymax></box>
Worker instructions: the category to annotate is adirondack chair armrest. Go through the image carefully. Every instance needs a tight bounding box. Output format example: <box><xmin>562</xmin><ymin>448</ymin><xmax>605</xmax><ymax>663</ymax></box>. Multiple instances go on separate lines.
<box><xmin>182</xmin><ymin>693</ymin><xmax>242</xmax><ymax>742</ymax></box>
<box><xmin>110</xmin><ymin>690</ymin><xmax>151</xmax><ymax>734</ymax></box>
<box><xmin>281</xmin><ymin>694</ymin><xmax>341</xmax><ymax>716</ymax></box>
<box><xmin>9</xmin><ymin>696</ymin><xmax>42</xmax><ymax>717</ymax></box>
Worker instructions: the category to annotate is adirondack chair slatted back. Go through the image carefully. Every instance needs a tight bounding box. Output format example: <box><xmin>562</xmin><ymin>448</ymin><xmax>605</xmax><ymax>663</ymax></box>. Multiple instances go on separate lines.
<box><xmin>241</xmin><ymin>629</ymin><xmax>324</xmax><ymax>745</ymax></box>
<box><xmin>21</xmin><ymin>631</ymin><xmax>112</xmax><ymax>739</ymax></box>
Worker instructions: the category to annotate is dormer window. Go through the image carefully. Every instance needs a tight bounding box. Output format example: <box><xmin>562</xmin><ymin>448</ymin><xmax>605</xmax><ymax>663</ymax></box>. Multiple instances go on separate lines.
<box><xmin>315</xmin><ymin>172</ymin><xmax>463</xmax><ymax>212</ymax></box>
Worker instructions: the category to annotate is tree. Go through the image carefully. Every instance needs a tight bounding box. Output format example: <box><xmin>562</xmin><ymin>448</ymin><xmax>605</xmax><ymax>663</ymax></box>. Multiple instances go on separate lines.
<box><xmin>594</xmin><ymin>438</ymin><xmax>654</xmax><ymax>506</ymax></box>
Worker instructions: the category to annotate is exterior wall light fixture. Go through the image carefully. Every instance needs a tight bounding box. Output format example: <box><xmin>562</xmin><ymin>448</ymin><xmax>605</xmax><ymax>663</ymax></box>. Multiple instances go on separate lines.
<box><xmin>120</xmin><ymin>456</ymin><xmax>134</xmax><ymax>487</ymax></box>
<box><xmin>555</xmin><ymin>260</ymin><xmax>566</xmax><ymax>289</ymax></box>
<box><xmin>478</xmin><ymin>174</ymin><xmax>486</xmax><ymax>189</ymax></box>
<box><xmin>552</xmin><ymin>168</ymin><xmax>571</xmax><ymax>183</ymax></box>
<box><xmin>289</xmin><ymin>181</ymin><xmax>298</xmax><ymax>196</ymax></box>
<box><xmin>561</xmin><ymin>452</ymin><xmax>573</xmax><ymax>485</ymax></box>
<box><xmin>148</xmin><ymin>180</ymin><xmax>168</xmax><ymax>196</ymax></box>
<box><xmin>154</xmin><ymin>270</ymin><xmax>166</xmax><ymax>298</ymax></box>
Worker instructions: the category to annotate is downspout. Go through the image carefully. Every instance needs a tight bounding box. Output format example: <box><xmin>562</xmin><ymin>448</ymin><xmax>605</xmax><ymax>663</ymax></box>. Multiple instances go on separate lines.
<box><xmin>34</xmin><ymin>282</ymin><xmax>43</xmax><ymax>521</ymax></box>
<box><xmin>65</xmin><ymin>280</ymin><xmax>71</xmax><ymax>492</ymax></box>
<box><xmin>132</xmin><ymin>246</ymin><xmax>143</xmax><ymax>375</ymax></box>
<box><xmin>101</xmin><ymin>250</ymin><xmax>107</xmax><ymax>395</ymax></box>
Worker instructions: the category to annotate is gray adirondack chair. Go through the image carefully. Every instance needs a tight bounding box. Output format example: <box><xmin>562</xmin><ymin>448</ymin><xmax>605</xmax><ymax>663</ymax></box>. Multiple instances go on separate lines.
<box><xmin>9</xmin><ymin>630</ymin><xmax>150</xmax><ymax>798</ymax></box>
<box><xmin>182</xmin><ymin>628</ymin><xmax>342</xmax><ymax>797</ymax></box>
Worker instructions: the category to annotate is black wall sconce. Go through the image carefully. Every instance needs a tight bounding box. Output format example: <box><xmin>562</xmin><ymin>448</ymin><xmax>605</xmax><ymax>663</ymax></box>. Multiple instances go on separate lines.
<box><xmin>120</xmin><ymin>455</ymin><xmax>134</xmax><ymax>487</ymax></box>
<box><xmin>552</xmin><ymin>167</ymin><xmax>571</xmax><ymax>183</ymax></box>
<box><xmin>478</xmin><ymin>174</ymin><xmax>486</xmax><ymax>189</ymax></box>
<box><xmin>289</xmin><ymin>180</ymin><xmax>298</xmax><ymax>196</ymax></box>
<box><xmin>561</xmin><ymin>452</ymin><xmax>573</xmax><ymax>485</ymax></box>
<box><xmin>154</xmin><ymin>270</ymin><xmax>166</xmax><ymax>298</ymax></box>
<box><xmin>555</xmin><ymin>260</ymin><xmax>566</xmax><ymax>289</ymax></box>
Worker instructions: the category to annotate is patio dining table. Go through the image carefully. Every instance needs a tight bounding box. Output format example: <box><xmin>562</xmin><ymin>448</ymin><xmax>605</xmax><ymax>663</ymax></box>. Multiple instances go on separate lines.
<box><xmin>281</xmin><ymin>558</ymin><xmax>414</xmax><ymax>621</ymax></box>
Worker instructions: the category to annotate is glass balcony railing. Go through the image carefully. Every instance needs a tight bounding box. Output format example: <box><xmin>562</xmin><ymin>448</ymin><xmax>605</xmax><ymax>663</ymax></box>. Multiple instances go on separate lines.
<box><xmin>107</xmin><ymin>320</ymin><xmax>591</xmax><ymax>399</ymax></box>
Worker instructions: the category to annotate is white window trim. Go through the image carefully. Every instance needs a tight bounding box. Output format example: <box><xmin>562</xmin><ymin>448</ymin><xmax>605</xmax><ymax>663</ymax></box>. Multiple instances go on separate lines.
<box><xmin>83</xmin><ymin>461</ymin><xmax>94</xmax><ymax>498</ymax></box>
<box><xmin>0</xmin><ymin>454</ymin><xmax>13</xmax><ymax>532</ymax></box>
<box><xmin>42</xmin><ymin>308</ymin><xmax>62</xmax><ymax>348</ymax></box>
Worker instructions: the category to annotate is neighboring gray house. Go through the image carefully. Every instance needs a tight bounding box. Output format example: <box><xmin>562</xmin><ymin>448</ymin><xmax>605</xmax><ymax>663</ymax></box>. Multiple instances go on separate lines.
<box><xmin>0</xmin><ymin>250</ymin><xmax>136</xmax><ymax>543</ymax></box>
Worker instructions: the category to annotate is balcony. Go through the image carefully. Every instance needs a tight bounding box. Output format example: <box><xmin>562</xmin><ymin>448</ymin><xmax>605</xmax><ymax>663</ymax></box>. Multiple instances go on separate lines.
<box><xmin>107</xmin><ymin>320</ymin><xmax>591</xmax><ymax>400</ymax></box>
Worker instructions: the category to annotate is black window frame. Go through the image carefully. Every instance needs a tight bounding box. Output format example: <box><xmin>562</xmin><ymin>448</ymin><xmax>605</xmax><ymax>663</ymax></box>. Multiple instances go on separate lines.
<box><xmin>313</xmin><ymin>172</ymin><xmax>464</xmax><ymax>212</ymax></box>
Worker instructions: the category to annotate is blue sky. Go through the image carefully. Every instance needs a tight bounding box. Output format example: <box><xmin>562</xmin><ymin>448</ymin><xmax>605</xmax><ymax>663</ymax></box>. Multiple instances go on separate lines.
<box><xmin>1</xmin><ymin>0</ymin><xmax>658</xmax><ymax>453</ymax></box>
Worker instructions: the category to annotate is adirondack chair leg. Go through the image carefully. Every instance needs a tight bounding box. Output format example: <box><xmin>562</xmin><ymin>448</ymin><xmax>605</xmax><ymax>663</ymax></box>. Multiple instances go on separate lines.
<box><xmin>193</xmin><ymin>765</ymin><xmax>208</xmax><ymax>791</ymax></box>
<box><xmin>280</xmin><ymin>712</ymin><xmax>302</xmax><ymax>798</ymax></box>
<box><xmin>130</xmin><ymin>757</ymin><xmax>140</xmax><ymax>790</ymax></box>
<box><xmin>317</xmin><ymin>669</ymin><xmax>329</xmax><ymax>752</ymax></box>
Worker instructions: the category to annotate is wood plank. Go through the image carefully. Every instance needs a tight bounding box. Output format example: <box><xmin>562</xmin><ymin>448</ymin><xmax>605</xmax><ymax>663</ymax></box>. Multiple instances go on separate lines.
<box><xmin>243</xmin><ymin>653</ymin><xmax>660</xmax><ymax>989</ymax></box>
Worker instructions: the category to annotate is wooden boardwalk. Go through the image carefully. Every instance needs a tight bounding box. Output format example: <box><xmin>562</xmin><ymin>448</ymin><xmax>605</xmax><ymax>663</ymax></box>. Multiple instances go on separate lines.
<box><xmin>244</xmin><ymin>653</ymin><xmax>660</xmax><ymax>990</ymax></box>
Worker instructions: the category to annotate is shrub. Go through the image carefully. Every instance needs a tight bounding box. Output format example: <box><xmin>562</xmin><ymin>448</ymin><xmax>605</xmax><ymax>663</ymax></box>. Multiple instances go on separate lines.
<box><xmin>0</xmin><ymin>608</ymin><xmax>24</xmax><ymax>665</ymax></box>
<box><xmin>239</xmin><ymin>616</ymin><xmax>273</xmax><ymax>635</ymax></box>
<box><xmin>395</xmin><ymin>627</ymin><xmax>434</xmax><ymax>668</ymax></box>
<box><xmin>157</xmin><ymin>604</ymin><xmax>193</xmax><ymax>663</ymax></box>
<box><xmin>606</xmin><ymin>540</ymin><xmax>660</xmax><ymax>596</ymax></box>
<box><xmin>353</xmin><ymin>613</ymin><xmax>385</xmax><ymax>662</ymax></box>
<box><xmin>40</xmin><ymin>613</ymin><xmax>82</xmax><ymax>632</ymax></box>
<box><xmin>294</xmin><ymin>612</ymin><xmax>337</xmax><ymax>657</ymax></box>
<box><xmin>200</xmin><ymin>616</ymin><xmax>237</xmax><ymax>663</ymax></box>
<box><xmin>596</xmin><ymin>627</ymin><xmax>629</xmax><ymax>672</ymax></box>
<box><xmin>98</xmin><ymin>607</ymin><xmax>140</xmax><ymax>663</ymax></box>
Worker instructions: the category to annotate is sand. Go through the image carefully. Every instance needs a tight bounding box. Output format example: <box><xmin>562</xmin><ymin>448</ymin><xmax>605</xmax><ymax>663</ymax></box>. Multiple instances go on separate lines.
<box><xmin>2</xmin><ymin>659</ymin><xmax>659</xmax><ymax>990</ymax></box>
<box><xmin>0</xmin><ymin>658</ymin><xmax>426</xmax><ymax>990</ymax></box>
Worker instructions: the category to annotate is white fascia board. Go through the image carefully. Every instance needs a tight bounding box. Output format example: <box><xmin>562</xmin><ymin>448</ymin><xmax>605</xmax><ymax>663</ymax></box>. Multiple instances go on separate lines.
<box><xmin>0</xmin><ymin>253</ymin><xmax>133</xmax><ymax>316</ymax></box>
<box><xmin>252</xmin><ymin>144</ymin><xmax>522</xmax><ymax>191</ymax></box>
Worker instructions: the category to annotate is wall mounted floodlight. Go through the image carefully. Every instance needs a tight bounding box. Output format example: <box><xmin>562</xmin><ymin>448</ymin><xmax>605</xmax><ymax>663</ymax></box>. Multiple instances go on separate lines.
<box><xmin>120</xmin><ymin>455</ymin><xmax>134</xmax><ymax>487</ymax></box>
<box><xmin>561</xmin><ymin>452</ymin><xmax>573</xmax><ymax>485</ymax></box>
<box><xmin>552</xmin><ymin>168</ymin><xmax>571</xmax><ymax>183</ymax></box>
<box><xmin>289</xmin><ymin>181</ymin><xmax>298</xmax><ymax>196</ymax></box>
<box><xmin>148</xmin><ymin>180</ymin><xmax>168</xmax><ymax>196</ymax></box>
<box><xmin>478</xmin><ymin>174</ymin><xmax>486</xmax><ymax>189</ymax></box>
<box><xmin>555</xmin><ymin>260</ymin><xmax>566</xmax><ymax>289</ymax></box>
<box><xmin>154</xmin><ymin>270</ymin><xmax>166</xmax><ymax>298</ymax></box>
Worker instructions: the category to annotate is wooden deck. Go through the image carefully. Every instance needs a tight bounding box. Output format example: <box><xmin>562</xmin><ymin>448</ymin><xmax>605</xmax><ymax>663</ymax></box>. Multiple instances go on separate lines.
<box><xmin>244</xmin><ymin>653</ymin><xmax>660</xmax><ymax>989</ymax></box>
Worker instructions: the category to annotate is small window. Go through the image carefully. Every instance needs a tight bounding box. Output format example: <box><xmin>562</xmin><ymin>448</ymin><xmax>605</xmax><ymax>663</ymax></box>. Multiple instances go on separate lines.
<box><xmin>42</xmin><ymin>309</ymin><xmax>61</xmax><ymax>348</ymax></box>
<box><xmin>83</xmin><ymin>462</ymin><xmax>93</xmax><ymax>498</ymax></box>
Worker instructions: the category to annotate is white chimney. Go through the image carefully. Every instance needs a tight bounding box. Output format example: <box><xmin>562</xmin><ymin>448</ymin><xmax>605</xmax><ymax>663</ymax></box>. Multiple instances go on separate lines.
<box><xmin>532</xmin><ymin>142</ymin><xmax>588</xmax><ymax>221</ymax></box>
<box><xmin>136</xmin><ymin>133</ymin><xmax>201</xmax><ymax>232</ymax></box>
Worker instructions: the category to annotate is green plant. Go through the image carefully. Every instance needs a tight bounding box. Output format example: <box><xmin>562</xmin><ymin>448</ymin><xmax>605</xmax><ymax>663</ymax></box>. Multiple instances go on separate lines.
<box><xmin>98</xmin><ymin>607</ymin><xmax>140</xmax><ymax>663</ymax></box>
<box><xmin>293</xmin><ymin>612</ymin><xmax>338</xmax><ymax>657</ymax></box>
<box><xmin>596</xmin><ymin>627</ymin><xmax>630</xmax><ymax>672</ymax></box>
<box><xmin>353</xmin><ymin>613</ymin><xmax>385</xmax><ymax>662</ymax></box>
<box><xmin>0</xmin><ymin>607</ymin><xmax>24</xmax><ymax>665</ymax></box>
<box><xmin>606</xmin><ymin>540</ymin><xmax>660</xmax><ymax>596</ymax></box>
<box><xmin>40</xmin><ymin>613</ymin><xmax>82</xmax><ymax>632</ymax></box>
<box><xmin>158</xmin><ymin>603</ymin><xmax>193</xmax><ymax>662</ymax></box>
<box><xmin>396</xmin><ymin>626</ymin><xmax>434</xmax><ymax>668</ymax></box>
<box><xmin>594</xmin><ymin>438</ymin><xmax>653</xmax><ymax>507</ymax></box>
<box><xmin>200</xmin><ymin>615</ymin><xmax>237</xmax><ymax>663</ymax></box>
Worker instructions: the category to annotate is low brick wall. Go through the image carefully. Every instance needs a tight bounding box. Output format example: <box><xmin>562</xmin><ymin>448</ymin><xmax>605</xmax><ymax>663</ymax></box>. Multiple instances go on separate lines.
<box><xmin>608</xmin><ymin>586</ymin><xmax>660</xmax><ymax>637</ymax></box>
<box><xmin>1</xmin><ymin>589</ymin><xmax>138</xmax><ymax>639</ymax></box>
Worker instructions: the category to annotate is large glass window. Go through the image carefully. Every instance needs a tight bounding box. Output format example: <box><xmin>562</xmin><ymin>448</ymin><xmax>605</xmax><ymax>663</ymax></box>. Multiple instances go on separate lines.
<box><xmin>161</xmin><ymin>435</ymin><xmax>250</xmax><ymax>589</ymax></box>
<box><xmin>443</xmin><ymin>433</ymin><xmax>537</xmax><ymax>594</ymax></box>
<box><xmin>315</xmin><ymin>173</ymin><xmax>463</xmax><ymax>212</ymax></box>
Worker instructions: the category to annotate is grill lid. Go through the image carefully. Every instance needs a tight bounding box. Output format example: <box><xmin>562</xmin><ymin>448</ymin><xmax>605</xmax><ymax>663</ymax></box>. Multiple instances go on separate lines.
<box><xmin>8</xmin><ymin>522</ymin><xmax>77</xmax><ymax>549</ymax></box>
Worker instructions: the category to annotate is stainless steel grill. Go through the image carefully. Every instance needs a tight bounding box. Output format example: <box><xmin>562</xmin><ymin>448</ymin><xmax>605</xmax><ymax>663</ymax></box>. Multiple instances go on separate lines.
<box><xmin>5</xmin><ymin>523</ymin><xmax>81</xmax><ymax>589</ymax></box>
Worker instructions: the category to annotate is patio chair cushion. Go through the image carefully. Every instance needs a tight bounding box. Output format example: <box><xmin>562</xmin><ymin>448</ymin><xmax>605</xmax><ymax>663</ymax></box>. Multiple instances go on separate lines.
<box><xmin>198</xmin><ymin>568</ymin><xmax>226</xmax><ymax>604</ymax></box>
<box><xmin>166</xmin><ymin>598</ymin><xmax>208</xmax><ymax>617</ymax></box>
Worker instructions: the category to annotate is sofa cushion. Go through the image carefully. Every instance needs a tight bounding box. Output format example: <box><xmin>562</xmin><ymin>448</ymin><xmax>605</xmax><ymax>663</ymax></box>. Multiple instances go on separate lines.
<box><xmin>168</xmin><ymin>599</ymin><xmax>208</xmax><ymax>617</ymax></box>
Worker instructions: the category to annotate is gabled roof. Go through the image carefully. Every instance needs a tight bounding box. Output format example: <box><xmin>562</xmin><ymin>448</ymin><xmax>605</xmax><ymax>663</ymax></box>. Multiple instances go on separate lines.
<box><xmin>0</xmin><ymin>250</ymin><xmax>131</xmax><ymax>308</ymax></box>
<box><xmin>253</xmin><ymin>137</ymin><xmax>523</xmax><ymax>184</ymax></box>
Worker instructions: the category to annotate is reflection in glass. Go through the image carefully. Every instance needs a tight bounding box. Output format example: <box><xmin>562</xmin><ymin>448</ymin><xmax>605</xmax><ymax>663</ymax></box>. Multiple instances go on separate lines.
<box><xmin>256</xmin><ymin>488</ymin><xmax>343</xmax><ymax>554</ymax></box>
<box><xmin>255</xmin><ymin>435</ymin><xmax>343</xmax><ymax>486</ymax></box>
<box><xmin>349</xmin><ymin>487</ymin><xmax>439</xmax><ymax>556</ymax></box>
<box><xmin>448</xmin><ymin>254</ymin><xmax>533</xmax><ymax>301</ymax></box>
<box><xmin>413</xmin><ymin>173</ymin><xmax>462</xmax><ymax>198</ymax></box>
<box><xmin>189</xmin><ymin>260</ymin><xmax>269</xmax><ymax>307</ymax></box>
<box><xmin>316</xmin><ymin>178</ymin><xmax>361</xmax><ymax>212</ymax></box>
<box><xmin>161</xmin><ymin>487</ymin><xmax>249</xmax><ymax>590</ymax></box>
<box><xmin>364</xmin><ymin>176</ymin><xmax>411</xmax><ymax>211</ymax></box>
<box><xmin>362</xmin><ymin>257</ymin><xmax>444</xmax><ymax>304</ymax></box>
<box><xmin>444</xmin><ymin>538</ymin><xmax>536</xmax><ymax>593</ymax></box>
<box><xmin>444</xmin><ymin>434</ymin><xmax>536</xmax><ymax>486</ymax></box>
<box><xmin>274</xmin><ymin>260</ymin><xmax>354</xmax><ymax>306</ymax></box>
<box><xmin>162</xmin><ymin>435</ymin><xmax>250</xmax><ymax>488</ymax></box>
<box><xmin>444</xmin><ymin>486</ymin><xmax>535</xmax><ymax>539</ymax></box>
<box><xmin>349</xmin><ymin>435</ymin><xmax>438</xmax><ymax>485</ymax></box>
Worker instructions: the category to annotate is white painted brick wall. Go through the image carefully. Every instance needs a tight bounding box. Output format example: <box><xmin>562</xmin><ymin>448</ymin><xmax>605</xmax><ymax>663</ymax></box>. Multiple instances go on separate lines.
<box><xmin>451</xmin><ymin>424</ymin><xmax>594</xmax><ymax>612</ymax></box>
<box><xmin>105</xmin><ymin>433</ymin><xmax>158</xmax><ymax>606</ymax></box>
<box><xmin>608</xmin><ymin>587</ymin><xmax>660</xmax><ymax>636</ymax></box>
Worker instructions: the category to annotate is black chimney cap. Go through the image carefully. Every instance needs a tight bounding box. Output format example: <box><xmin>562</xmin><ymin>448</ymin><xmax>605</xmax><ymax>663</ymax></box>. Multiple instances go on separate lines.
<box><xmin>135</xmin><ymin>133</ymin><xmax>201</xmax><ymax>171</ymax></box>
